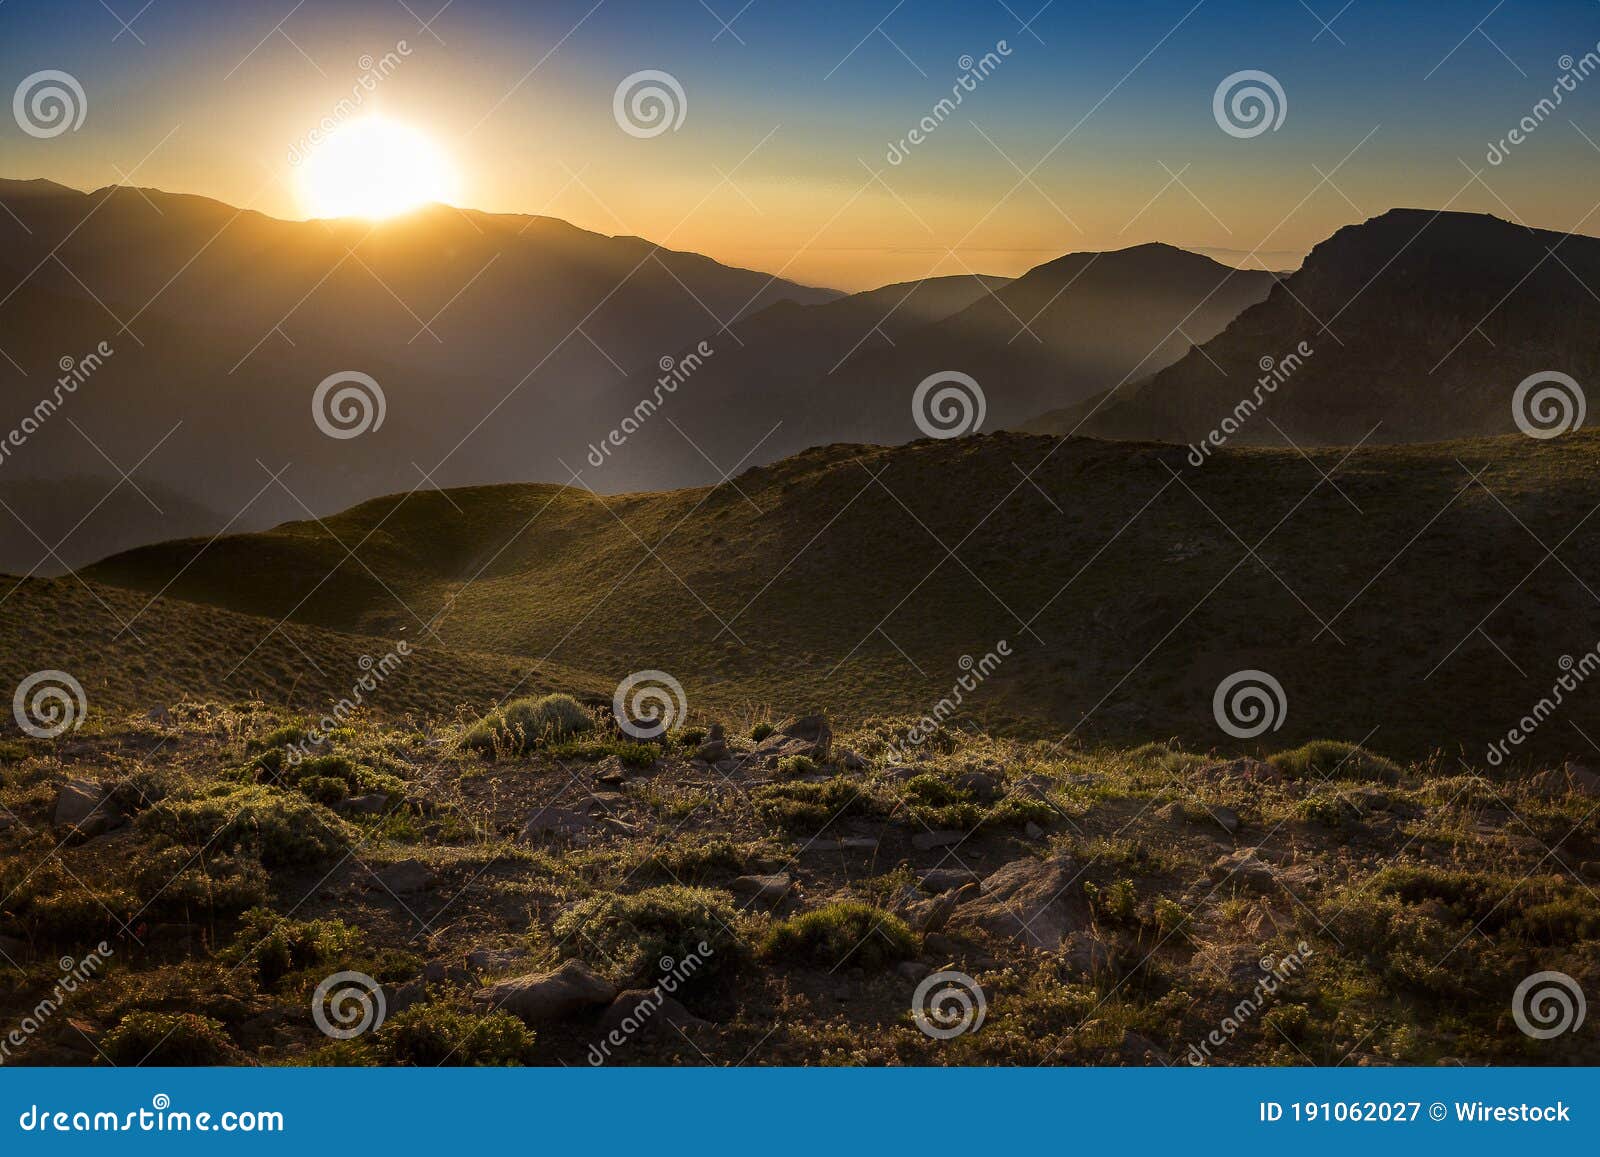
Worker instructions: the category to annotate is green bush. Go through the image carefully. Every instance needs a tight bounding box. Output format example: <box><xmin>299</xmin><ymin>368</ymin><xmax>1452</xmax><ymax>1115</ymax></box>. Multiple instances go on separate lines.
<box><xmin>462</xmin><ymin>694</ymin><xmax>595</xmax><ymax>756</ymax></box>
<box><xmin>762</xmin><ymin>901</ymin><xmax>917</xmax><ymax>970</ymax></box>
<box><xmin>777</xmin><ymin>754</ymin><xmax>819</xmax><ymax>777</ymax></box>
<box><xmin>754</xmin><ymin>777</ymin><xmax>890</xmax><ymax>832</ymax></box>
<box><xmin>750</xmin><ymin>722</ymin><xmax>775</xmax><ymax>742</ymax></box>
<box><xmin>378</xmin><ymin>1004</ymin><xmax>536</xmax><ymax>1066</ymax></box>
<box><xmin>553</xmin><ymin>885</ymin><xmax>746</xmax><ymax>986</ymax></box>
<box><xmin>101</xmin><ymin>1011</ymin><xmax>237</xmax><ymax>1065</ymax></box>
<box><xmin>131</xmin><ymin>846</ymin><xmax>269</xmax><ymax>919</ymax></box>
<box><xmin>138</xmin><ymin>785</ymin><xmax>351</xmax><ymax>868</ymax></box>
<box><xmin>1269</xmin><ymin>741</ymin><xmax>1402</xmax><ymax>783</ymax></box>
<box><xmin>222</xmin><ymin>907</ymin><xmax>365</xmax><ymax>988</ymax></box>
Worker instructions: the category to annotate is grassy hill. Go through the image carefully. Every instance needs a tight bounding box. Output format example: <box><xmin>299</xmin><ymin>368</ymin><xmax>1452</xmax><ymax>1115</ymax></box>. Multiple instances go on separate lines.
<box><xmin>87</xmin><ymin>429</ymin><xmax>1600</xmax><ymax>762</ymax></box>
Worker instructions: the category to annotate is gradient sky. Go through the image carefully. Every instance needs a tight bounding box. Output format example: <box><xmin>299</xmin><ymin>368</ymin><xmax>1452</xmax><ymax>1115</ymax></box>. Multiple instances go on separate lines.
<box><xmin>2</xmin><ymin>0</ymin><xmax>1599</xmax><ymax>288</ymax></box>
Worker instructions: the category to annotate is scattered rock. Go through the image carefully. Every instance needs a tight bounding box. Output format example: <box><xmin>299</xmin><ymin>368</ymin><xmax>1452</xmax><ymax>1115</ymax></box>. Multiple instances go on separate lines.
<box><xmin>955</xmin><ymin>771</ymin><xmax>1001</xmax><ymax>801</ymax></box>
<box><xmin>695</xmin><ymin>740</ymin><xmax>730</xmax><ymax>763</ymax></box>
<box><xmin>1209</xmin><ymin>847</ymin><xmax>1300</xmax><ymax>892</ymax></box>
<box><xmin>896</xmin><ymin>960</ymin><xmax>932</xmax><ymax>982</ymax></box>
<box><xmin>52</xmin><ymin>780</ymin><xmax>108</xmax><ymax>834</ymax></box>
<box><xmin>1024</xmin><ymin>821</ymin><xmax>1046</xmax><ymax>840</ymax></box>
<box><xmin>1206</xmin><ymin>805</ymin><xmax>1240</xmax><ymax>834</ymax></box>
<box><xmin>776</xmin><ymin>714</ymin><xmax>832</xmax><ymax>762</ymax></box>
<box><xmin>1118</xmin><ymin>1030</ymin><xmax>1171</xmax><ymax>1065</ymax></box>
<box><xmin>919</xmin><ymin>868</ymin><xmax>982</xmax><ymax>894</ymax></box>
<box><xmin>338</xmin><ymin>794</ymin><xmax>390</xmax><ymax>815</ymax></box>
<box><xmin>464</xmin><ymin>947</ymin><xmax>528</xmax><ymax>974</ymax></box>
<box><xmin>472</xmin><ymin>960</ymin><xmax>617</xmax><ymax>1025</ymax></box>
<box><xmin>596</xmin><ymin>988</ymin><xmax>707</xmax><ymax>1038</ymax></box>
<box><xmin>905</xmin><ymin>882</ymin><xmax>978</xmax><ymax>934</ymax></box>
<box><xmin>729</xmin><ymin>873</ymin><xmax>793</xmax><ymax>905</ymax></box>
<box><xmin>384</xmin><ymin>978</ymin><xmax>426</xmax><ymax>1015</ymax></box>
<box><xmin>519</xmin><ymin>805</ymin><xmax>597</xmax><ymax>842</ymax></box>
<box><xmin>144</xmin><ymin>706</ymin><xmax>173</xmax><ymax>727</ymax></box>
<box><xmin>882</xmin><ymin>765</ymin><xmax>920</xmax><ymax>782</ymax></box>
<box><xmin>1061</xmin><ymin>930</ymin><xmax>1112</xmax><ymax>977</ymax></box>
<box><xmin>375</xmin><ymin>859</ymin><xmax>433</xmax><ymax>894</ymax></box>
<box><xmin>922</xmin><ymin>932</ymin><xmax>958</xmax><ymax>956</ymax></box>
<box><xmin>1194</xmin><ymin>758</ymin><xmax>1282</xmax><ymax>786</ymax></box>
<box><xmin>912</xmin><ymin>830</ymin><xmax>964</xmax><ymax>851</ymax></box>
<box><xmin>961</xmin><ymin>853</ymin><xmax>1091</xmax><ymax>949</ymax></box>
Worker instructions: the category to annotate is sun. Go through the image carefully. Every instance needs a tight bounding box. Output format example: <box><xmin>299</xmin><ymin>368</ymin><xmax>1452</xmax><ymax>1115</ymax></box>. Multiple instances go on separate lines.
<box><xmin>298</xmin><ymin>117</ymin><xmax>460</xmax><ymax>220</ymax></box>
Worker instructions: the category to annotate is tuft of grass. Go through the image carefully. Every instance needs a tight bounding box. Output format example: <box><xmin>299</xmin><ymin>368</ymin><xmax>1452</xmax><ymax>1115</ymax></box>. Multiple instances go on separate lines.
<box><xmin>1269</xmin><ymin>741</ymin><xmax>1402</xmax><ymax>783</ymax></box>
<box><xmin>139</xmin><ymin>784</ymin><xmax>352</xmax><ymax>868</ymax></box>
<box><xmin>762</xmin><ymin>901</ymin><xmax>917</xmax><ymax>970</ymax></box>
<box><xmin>552</xmin><ymin>885</ymin><xmax>746</xmax><ymax>987</ymax></box>
<box><xmin>462</xmin><ymin>694</ymin><xmax>595</xmax><ymax>756</ymax></box>
<box><xmin>378</xmin><ymin>1003</ymin><xmax>537</xmax><ymax>1066</ymax></box>
<box><xmin>754</xmin><ymin>777</ymin><xmax>891</xmax><ymax>832</ymax></box>
<box><xmin>101</xmin><ymin>1011</ymin><xmax>238</xmax><ymax>1065</ymax></box>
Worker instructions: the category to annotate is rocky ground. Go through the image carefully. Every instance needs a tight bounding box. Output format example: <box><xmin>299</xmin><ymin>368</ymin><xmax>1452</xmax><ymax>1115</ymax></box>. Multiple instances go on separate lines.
<box><xmin>2</xmin><ymin>699</ymin><xmax>1598</xmax><ymax>1066</ymax></box>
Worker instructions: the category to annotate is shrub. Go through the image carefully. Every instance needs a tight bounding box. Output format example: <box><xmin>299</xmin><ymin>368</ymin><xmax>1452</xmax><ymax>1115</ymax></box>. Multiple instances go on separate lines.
<box><xmin>1269</xmin><ymin>741</ymin><xmax>1401</xmax><ymax>783</ymax></box>
<box><xmin>750</xmin><ymin>722</ymin><xmax>775</xmax><ymax>742</ymax></box>
<box><xmin>462</xmin><ymin>694</ymin><xmax>594</xmax><ymax>756</ymax></box>
<box><xmin>635</xmin><ymin>838</ymin><xmax>754</xmax><ymax>883</ymax></box>
<box><xmin>138</xmin><ymin>785</ymin><xmax>351</xmax><ymax>868</ymax></box>
<box><xmin>131</xmin><ymin>846</ymin><xmax>270</xmax><ymax>919</ymax></box>
<box><xmin>222</xmin><ymin>908</ymin><xmax>365</xmax><ymax>988</ymax></box>
<box><xmin>777</xmin><ymin>754</ymin><xmax>818</xmax><ymax>777</ymax></box>
<box><xmin>762</xmin><ymin>901</ymin><xmax>917</xmax><ymax>970</ymax></box>
<box><xmin>553</xmin><ymin>885</ymin><xmax>745</xmax><ymax>986</ymax></box>
<box><xmin>378</xmin><ymin>1004</ymin><xmax>536</xmax><ymax>1066</ymax></box>
<box><xmin>754</xmin><ymin>777</ymin><xmax>891</xmax><ymax>832</ymax></box>
<box><xmin>101</xmin><ymin>1011</ymin><xmax>237</xmax><ymax>1065</ymax></box>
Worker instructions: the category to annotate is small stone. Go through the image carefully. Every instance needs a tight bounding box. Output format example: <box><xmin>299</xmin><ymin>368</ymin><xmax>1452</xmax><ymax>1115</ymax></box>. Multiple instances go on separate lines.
<box><xmin>1206</xmin><ymin>805</ymin><xmax>1240</xmax><ymax>834</ymax></box>
<box><xmin>339</xmin><ymin>794</ymin><xmax>390</xmax><ymax>815</ymax></box>
<box><xmin>596</xmin><ymin>989</ymin><xmax>707</xmax><ymax>1038</ymax></box>
<box><xmin>912</xmin><ymin>830</ymin><xmax>964</xmax><ymax>851</ymax></box>
<box><xmin>145</xmin><ymin>706</ymin><xmax>173</xmax><ymax>726</ymax></box>
<box><xmin>376</xmin><ymin>859</ymin><xmax>433</xmax><ymax>894</ymax></box>
<box><xmin>955</xmin><ymin>771</ymin><xmax>1001</xmax><ymax>801</ymax></box>
<box><xmin>1210</xmin><ymin>847</ymin><xmax>1280</xmax><ymax>891</ymax></box>
<box><xmin>464</xmin><ymin>947</ymin><xmax>528</xmax><ymax>973</ymax></box>
<box><xmin>1024</xmin><ymin>821</ymin><xmax>1046</xmax><ymax>840</ymax></box>
<box><xmin>896</xmin><ymin>960</ymin><xmax>932</xmax><ymax>982</ymax></box>
<box><xmin>919</xmin><ymin>868</ymin><xmax>982</xmax><ymax>894</ymax></box>
<box><xmin>519</xmin><ymin>805</ymin><xmax>597</xmax><ymax>841</ymax></box>
<box><xmin>472</xmin><ymin>960</ymin><xmax>617</xmax><ymax>1025</ymax></box>
<box><xmin>839</xmin><ymin>749</ymin><xmax>866</xmax><ymax>771</ymax></box>
<box><xmin>53</xmin><ymin>780</ymin><xmax>107</xmax><ymax>831</ymax></box>
<box><xmin>695</xmin><ymin>740</ymin><xmax>729</xmax><ymax>763</ymax></box>
<box><xmin>729</xmin><ymin>873</ymin><xmax>793</xmax><ymax>905</ymax></box>
<box><xmin>384</xmin><ymin>978</ymin><xmax>426</xmax><ymax>1015</ymax></box>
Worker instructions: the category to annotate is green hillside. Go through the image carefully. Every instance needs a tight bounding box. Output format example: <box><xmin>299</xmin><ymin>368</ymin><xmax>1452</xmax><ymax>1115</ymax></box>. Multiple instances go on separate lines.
<box><xmin>87</xmin><ymin>430</ymin><xmax>1600</xmax><ymax>762</ymax></box>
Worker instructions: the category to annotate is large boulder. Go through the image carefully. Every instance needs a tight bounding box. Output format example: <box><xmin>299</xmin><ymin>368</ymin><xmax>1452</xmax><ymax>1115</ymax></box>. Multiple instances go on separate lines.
<box><xmin>596</xmin><ymin>988</ymin><xmax>707</xmax><ymax>1037</ymax></box>
<box><xmin>471</xmin><ymin>960</ymin><xmax>617</xmax><ymax>1025</ymax></box>
<box><xmin>959</xmin><ymin>853</ymin><xmax>1091</xmax><ymax>949</ymax></box>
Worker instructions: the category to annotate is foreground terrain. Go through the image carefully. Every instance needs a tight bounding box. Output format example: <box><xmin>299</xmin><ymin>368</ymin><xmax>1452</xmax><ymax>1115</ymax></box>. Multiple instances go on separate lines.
<box><xmin>1</xmin><ymin>695</ymin><xmax>1597</xmax><ymax>1067</ymax></box>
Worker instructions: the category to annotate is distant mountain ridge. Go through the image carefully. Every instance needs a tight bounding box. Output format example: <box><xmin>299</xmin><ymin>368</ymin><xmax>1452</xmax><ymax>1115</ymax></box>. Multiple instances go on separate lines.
<box><xmin>590</xmin><ymin>242</ymin><xmax>1276</xmax><ymax>491</ymax></box>
<box><xmin>1023</xmin><ymin>209</ymin><xmax>1600</xmax><ymax>445</ymax></box>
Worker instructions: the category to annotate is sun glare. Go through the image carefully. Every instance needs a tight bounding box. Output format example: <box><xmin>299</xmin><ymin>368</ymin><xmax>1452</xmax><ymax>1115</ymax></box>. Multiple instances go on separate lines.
<box><xmin>298</xmin><ymin>117</ymin><xmax>459</xmax><ymax>220</ymax></box>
